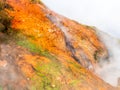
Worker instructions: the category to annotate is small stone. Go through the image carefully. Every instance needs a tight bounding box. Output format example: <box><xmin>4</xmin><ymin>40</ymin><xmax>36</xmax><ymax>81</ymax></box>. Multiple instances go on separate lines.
<box><xmin>57</xmin><ymin>77</ymin><xmax>61</xmax><ymax>80</ymax></box>
<box><xmin>27</xmin><ymin>78</ymin><xmax>30</xmax><ymax>80</ymax></box>
<box><xmin>51</xmin><ymin>84</ymin><xmax>55</xmax><ymax>88</ymax></box>
<box><xmin>48</xmin><ymin>29</ymin><xmax>54</xmax><ymax>33</ymax></box>
<box><xmin>0</xmin><ymin>60</ymin><xmax>7</xmax><ymax>67</ymax></box>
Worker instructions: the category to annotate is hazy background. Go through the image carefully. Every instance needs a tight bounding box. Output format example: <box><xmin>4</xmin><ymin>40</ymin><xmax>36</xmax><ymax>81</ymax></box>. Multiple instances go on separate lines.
<box><xmin>42</xmin><ymin>0</ymin><xmax>120</xmax><ymax>38</ymax></box>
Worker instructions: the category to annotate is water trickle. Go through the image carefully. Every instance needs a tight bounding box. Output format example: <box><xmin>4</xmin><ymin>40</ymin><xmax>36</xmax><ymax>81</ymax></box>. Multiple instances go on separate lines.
<box><xmin>46</xmin><ymin>12</ymin><xmax>93</xmax><ymax>69</ymax></box>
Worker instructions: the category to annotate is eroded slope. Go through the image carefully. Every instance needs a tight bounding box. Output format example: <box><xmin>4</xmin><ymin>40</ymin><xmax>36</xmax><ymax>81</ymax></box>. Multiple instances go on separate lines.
<box><xmin>0</xmin><ymin>0</ymin><xmax>118</xmax><ymax>90</ymax></box>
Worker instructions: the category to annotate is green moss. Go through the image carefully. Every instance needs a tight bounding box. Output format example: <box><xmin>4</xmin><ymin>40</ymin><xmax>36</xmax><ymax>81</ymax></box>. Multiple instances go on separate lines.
<box><xmin>10</xmin><ymin>30</ymin><xmax>62</xmax><ymax>90</ymax></box>
<box><xmin>28</xmin><ymin>52</ymin><xmax>84</xmax><ymax>90</ymax></box>
<box><xmin>30</xmin><ymin>59</ymin><xmax>84</xmax><ymax>90</ymax></box>
<box><xmin>1</xmin><ymin>27</ymin><xmax>54</xmax><ymax>59</ymax></box>
<box><xmin>0</xmin><ymin>86</ymin><xmax>2</xmax><ymax>90</ymax></box>
<box><xmin>17</xmin><ymin>39</ymin><xmax>54</xmax><ymax>59</ymax></box>
<box><xmin>7</xmin><ymin>30</ymin><xmax>52</xmax><ymax>59</ymax></box>
<box><xmin>30</xmin><ymin>61</ymin><xmax>62</xmax><ymax>90</ymax></box>
<box><xmin>69</xmin><ymin>80</ymin><xmax>79</xmax><ymax>86</ymax></box>
<box><xmin>17</xmin><ymin>40</ymin><xmax>40</xmax><ymax>53</ymax></box>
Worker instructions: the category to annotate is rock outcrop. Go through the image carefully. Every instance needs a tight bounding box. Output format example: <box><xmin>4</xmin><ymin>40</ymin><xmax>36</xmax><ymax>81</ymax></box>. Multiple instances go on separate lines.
<box><xmin>0</xmin><ymin>0</ymin><xmax>118</xmax><ymax>90</ymax></box>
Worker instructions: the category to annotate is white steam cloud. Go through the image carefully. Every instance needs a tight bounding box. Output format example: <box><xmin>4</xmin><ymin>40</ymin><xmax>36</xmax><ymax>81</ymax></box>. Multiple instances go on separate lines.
<box><xmin>42</xmin><ymin>0</ymin><xmax>120</xmax><ymax>87</ymax></box>
<box><xmin>42</xmin><ymin>0</ymin><xmax>120</xmax><ymax>38</ymax></box>
<box><xmin>96</xmin><ymin>29</ymin><xmax>120</xmax><ymax>86</ymax></box>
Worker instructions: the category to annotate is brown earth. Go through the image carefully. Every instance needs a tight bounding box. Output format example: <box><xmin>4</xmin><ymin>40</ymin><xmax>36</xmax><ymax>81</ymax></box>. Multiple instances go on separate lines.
<box><xmin>0</xmin><ymin>0</ymin><xmax>119</xmax><ymax>90</ymax></box>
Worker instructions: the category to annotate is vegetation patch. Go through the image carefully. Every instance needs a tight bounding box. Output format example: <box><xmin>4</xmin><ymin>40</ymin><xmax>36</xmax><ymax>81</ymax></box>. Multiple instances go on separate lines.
<box><xmin>17</xmin><ymin>36</ymin><xmax>54</xmax><ymax>59</ymax></box>
<box><xmin>30</xmin><ymin>61</ymin><xmax>62</xmax><ymax>90</ymax></box>
<box><xmin>0</xmin><ymin>86</ymin><xmax>2</xmax><ymax>90</ymax></box>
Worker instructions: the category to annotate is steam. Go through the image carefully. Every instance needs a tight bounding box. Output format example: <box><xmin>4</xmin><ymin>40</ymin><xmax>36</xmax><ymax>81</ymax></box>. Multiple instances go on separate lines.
<box><xmin>42</xmin><ymin>0</ymin><xmax>120</xmax><ymax>86</ymax></box>
<box><xmin>95</xmin><ymin>29</ymin><xmax>120</xmax><ymax>86</ymax></box>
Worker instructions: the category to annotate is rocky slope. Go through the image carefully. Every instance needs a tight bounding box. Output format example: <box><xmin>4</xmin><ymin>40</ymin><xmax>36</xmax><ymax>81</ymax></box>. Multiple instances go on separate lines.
<box><xmin>0</xmin><ymin>0</ymin><xmax>118</xmax><ymax>90</ymax></box>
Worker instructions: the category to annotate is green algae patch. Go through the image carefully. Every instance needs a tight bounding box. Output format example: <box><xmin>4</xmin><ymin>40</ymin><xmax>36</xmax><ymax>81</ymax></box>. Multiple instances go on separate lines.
<box><xmin>0</xmin><ymin>86</ymin><xmax>2</xmax><ymax>90</ymax></box>
<box><xmin>17</xmin><ymin>38</ymin><xmax>55</xmax><ymax>59</ymax></box>
<box><xmin>29</xmin><ymin>56</ymin><xmax>85</xmax><ymax>90</ymax></box>
<box><xmin>30</xmin><ymin>61</ymin><xmax>62</xmax><ymax>90</ymax></box>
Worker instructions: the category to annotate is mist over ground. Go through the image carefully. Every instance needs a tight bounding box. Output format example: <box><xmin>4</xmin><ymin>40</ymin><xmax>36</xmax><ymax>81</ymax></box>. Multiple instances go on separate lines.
<box><xmin>96</xmin><ymin>29</ymin><xmax>120</xmax><ymax>86</ymax></box>
<box><xmin>42</xmin><ymin>0</ymin><xmax>120</xmax><ymax>38</ymax></box>
<box><xmin>42</xmin><ymin>0</ymin><xmax>120</xmax><ymax>87</ymax></box>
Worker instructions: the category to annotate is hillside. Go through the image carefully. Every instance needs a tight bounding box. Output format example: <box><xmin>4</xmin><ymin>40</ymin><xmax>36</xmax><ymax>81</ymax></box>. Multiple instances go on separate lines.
<box><xmin>0</xmin><ymin>0</ymin><xmax>118</xmax><ymax>90</ymax></box>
